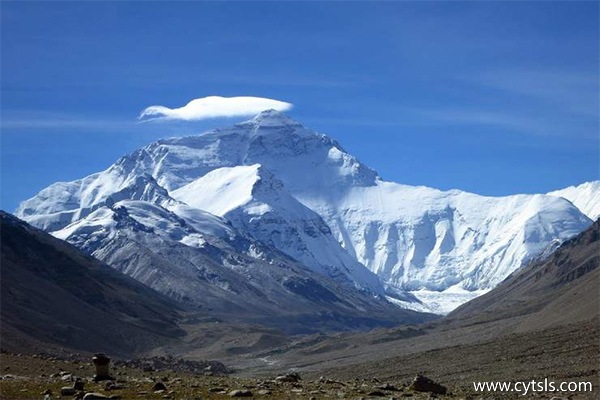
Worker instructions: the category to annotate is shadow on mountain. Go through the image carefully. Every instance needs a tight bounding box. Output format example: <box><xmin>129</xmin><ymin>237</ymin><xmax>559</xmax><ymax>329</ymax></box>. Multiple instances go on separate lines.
<box><xmin>0</xmin><ymin>211</ymin><xmax>184</xmax><ymax>357</ymax></box>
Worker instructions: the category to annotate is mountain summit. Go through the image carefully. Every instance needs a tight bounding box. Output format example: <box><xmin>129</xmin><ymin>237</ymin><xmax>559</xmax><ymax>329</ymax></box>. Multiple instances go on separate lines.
<box><xmin>244</xmin><ymin>109</ymin><xmax>304</xmax><ymax>128</ymax></box>
<box><xmin>16</xmin><ymin>111</ymin><xmax>596</xmax><ymax>313</ymax></box>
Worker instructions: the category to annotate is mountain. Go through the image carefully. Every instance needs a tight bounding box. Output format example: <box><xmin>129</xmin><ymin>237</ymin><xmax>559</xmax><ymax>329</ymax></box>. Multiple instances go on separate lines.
<box><xmin>49</xmin><ymin>195</ymin><xmax>431</xmax><ymax>333</ymax></box>
<box><xmin>547</xmin><ymin>181</ymin><xmax>600</xmax><ymax>220</ymax></box>
<box><xmin>229</xmin><ymin>221</ymin><xmax>599</xmax><ymax>390</ymax></box>
<box><xmin>171</xmin><ymin>164</ymin><xmax>384</xmax><ymax>294</ymax></box>
<box><xmin>447</xmin><ymin>218</ymin><xmax>599</xmax><ymax>330</ymax></box>
<box><xmin>16</xmin><ymin>110</ymin><xmax>596</xmax><ymax>313</ymax></box>
<box><xmin>0</xmin><ymin>211</ymin><xmax>183</xmax><ymax>356</ymax></box>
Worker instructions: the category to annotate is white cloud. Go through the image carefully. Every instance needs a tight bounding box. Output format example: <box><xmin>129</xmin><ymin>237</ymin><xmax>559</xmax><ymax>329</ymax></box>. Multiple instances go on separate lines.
<box><xmin>138</xmin><ymin>96</ymin><xmax>293</xmax><ymax>122</ymax></box>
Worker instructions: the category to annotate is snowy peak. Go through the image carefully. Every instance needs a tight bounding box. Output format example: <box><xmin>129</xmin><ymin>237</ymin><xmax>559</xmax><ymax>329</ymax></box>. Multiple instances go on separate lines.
<box><xmin>171</xmin><ymin>163</ymin><xmax>290</xmax><ymax>218</ymax></box>
<box><xmin>126</xmin><ymin>111</ymin><xmax>379</xmax><ymax>194</ymax></box>
<box><xmin>242</xmin><ymin>109</ymin><xmax>304</xmax><ymax>128</ymax></box>
<box><xmin>106</xmin><ymin>174</ymin><xmax>177</xmax><ymax>208</ymax></box>
<box><xmin>53</xmin><ymin>199</ymin><xmax>234</xmax><ymax>254</ymax></box>
<box><xmin>172</xmin><ymin>164</ymin><xmax>263</xmax><ymax>216</ymax></box>
<box><xmin>547</xmin><ymin>181</ymin><xmax>600</xmax><ymax>221</ymax></box>
<box><xmin>16</xmin><ymin>169</ymin><xmax>179</xmax><ymax>232</ymax></box>
<box><xmin>172</xmin><ymin>164</ymin><xmax>387</xmax><ymax>295</ymax></box>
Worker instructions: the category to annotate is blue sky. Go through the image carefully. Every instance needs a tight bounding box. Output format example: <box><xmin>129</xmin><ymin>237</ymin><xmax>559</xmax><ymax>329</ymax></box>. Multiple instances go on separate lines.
<box><xmin>2</xmin><ymin>1</ymin><xmax>598</xmax><ymax>212</ymax></box>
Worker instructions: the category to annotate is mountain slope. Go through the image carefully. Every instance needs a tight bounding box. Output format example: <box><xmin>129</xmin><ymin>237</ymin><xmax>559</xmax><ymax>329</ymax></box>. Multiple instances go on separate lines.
<box><xmin>49</xmin><ymin>197</ymin><xmax>432</xmax><ymax>333</ymax></box>
<box><xmin>171</xmin><ymin>164</ymin><xmax>385</xmax><ymax>295</ymax></box>
<box><xmin>15</xmin><ymin>110</ymin><xmax>596</xmax><ymax>312</ymax></box>
<box><xmin>547</xmin><ymin>181</ymin><xmax>600</xmax><ymax>220</ymax></box>
<box><xmin>0</xmin><ymin>211</ymin><xmax>183</xmax><ymax>356</ymax></box>
<box><xmin>447</xmin><ymin>218</ymin><xmax>599</xmax><ymax>330</ymax></box>
<box><xmin>227</xmin><ymin>221</ymin><xmax>599</xmax><ymax>390</ymax></box>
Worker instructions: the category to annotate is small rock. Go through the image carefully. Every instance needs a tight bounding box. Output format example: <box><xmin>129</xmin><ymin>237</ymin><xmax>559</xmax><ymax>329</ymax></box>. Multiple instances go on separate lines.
<box><xmin>367</xmin><ymin>390</ymin><xmax>386</xmax><ymax>396</ymax></box>
<box><xmin>60</xmin><ymin>387</ymin><xmax>77</xmax><ymax>396</ymax></box>
<box><xmin>375</xmin><ymin>383</ymin><xmax>398</xmax><ymax>391</ymax></box>
<box><xmin>61</xmin><ymin>373</ymin><xmax>73</xmax><ymax>381</ymax></box>
<box><xmin>73</xmin><ymin>380</ymin><xmax>85</xmax><ymax>391</ymax></box>
<box><xmin>275</xmin><ymin>372</ymin><xmax>301</xmax><ymax>383</ymax></box>
<box><xmin>209</xmin><ymin>387</ymin><xmax>227</xmax><ymax>392</ymax></box>
<box><xmin>318</xmin><ymin>376</ymin><xmax>345</xmax><ymax>385</ymax></box>
<box><xmin>257</xmin><ymin>389</ymin><xmax>271</xmax><ymax>395</ymax></box>
<box><xmin>106</xmin><ymin>381</ymin><xmax>126</xmax><ymax>390</ymax></box>
<box><xmin>229</xmin><ymin>389</ymin><xmax>253</xmax><ymax>397</ymax></box>
<box><xmin>42</xmin><ymin>389</ymin><xmax>53</xmax><ymax>395</ymax></box>
<box><xmin>83</xmin><ymin>393</ymin><xmax>109</xmax><ymax>399</ymax></box>
<box><xmin>153</xmin><ymin>382</ymin><xmax>167</xmax><ymax>391</ymax></box>
<box><xmin>409</xmin><ymin>375</ymin><xmax>447</xmax><ymax>395</ymax></box>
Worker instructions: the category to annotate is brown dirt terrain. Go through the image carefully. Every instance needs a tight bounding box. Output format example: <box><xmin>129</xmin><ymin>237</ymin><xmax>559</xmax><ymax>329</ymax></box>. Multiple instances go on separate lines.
<box><xmin>319</xmin><ymin>318</ymin><xmax>599</xmax><ymax>398</ymax></box>
<box><xmin>0</xmin><ymin>351</ymin><xmax>475</xmax><ymax>400</ymax></box>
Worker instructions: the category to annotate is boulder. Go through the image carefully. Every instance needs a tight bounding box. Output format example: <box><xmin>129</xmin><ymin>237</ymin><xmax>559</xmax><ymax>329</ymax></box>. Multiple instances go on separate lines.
<box><xmin>275</xmin><ymin>372</ymin><xmax>301</xmax><ymax>383</ymax></box>
<box><xmin>409</xmin><ymin>375</ymin><xmax>447</xmax><ymax>395</ymax></box>
<box><xmin>229</xmin><ymin>389</ymin><xmax>253</xmax><ymax>397</ymax></box>
<box><xmin>60</xmin><ymin>387</ymin><xmax>77</xmax><ymax>396</ymax></box>
<box><xmin>83</xmin><ymin>394</ymin><xmax>109</xmax><ymax>399</ymax></box>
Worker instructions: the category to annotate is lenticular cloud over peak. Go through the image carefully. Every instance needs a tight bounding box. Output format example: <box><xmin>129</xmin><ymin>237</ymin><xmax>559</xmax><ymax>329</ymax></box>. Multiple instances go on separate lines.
<box><xmin>138</xmin><ymin>96</ymin><xmax>293</xmax><ymax>122</ymax></box>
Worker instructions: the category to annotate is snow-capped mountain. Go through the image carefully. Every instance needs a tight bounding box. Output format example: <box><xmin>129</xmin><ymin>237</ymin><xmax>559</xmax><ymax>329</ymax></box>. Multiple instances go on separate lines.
<box><xmin>46</xmin><ymin>189</ymin><xmax>426</xmax><ymax>331</ymax></box>
<box><xmin>171</xmin><ymin>164</ymin><xmax>384</xmax><ymax>294</ymax></box>
<box><xmin>547</xmin><ymin>181</ymin><xmax>600</xmax><ymax>221</ymax></box>
<box><xmin>16</xmin><ymin>110</ymin><xmax>596</xmax><ymax>313</ymax></box>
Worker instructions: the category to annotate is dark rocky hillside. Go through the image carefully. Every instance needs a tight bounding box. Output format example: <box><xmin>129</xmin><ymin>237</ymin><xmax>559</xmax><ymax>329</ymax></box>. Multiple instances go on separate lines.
<box><xmin>0</xmin><ymin>211</ymin><xmax>184</xmax><ymax>357</ymax></box>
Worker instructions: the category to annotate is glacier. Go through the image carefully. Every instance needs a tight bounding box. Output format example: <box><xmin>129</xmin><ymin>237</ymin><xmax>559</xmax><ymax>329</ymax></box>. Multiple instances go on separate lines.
<box><xmin>16</xmin><ymin>110</ymin><xmax>596</xmax><ymax>313</ymax></box>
